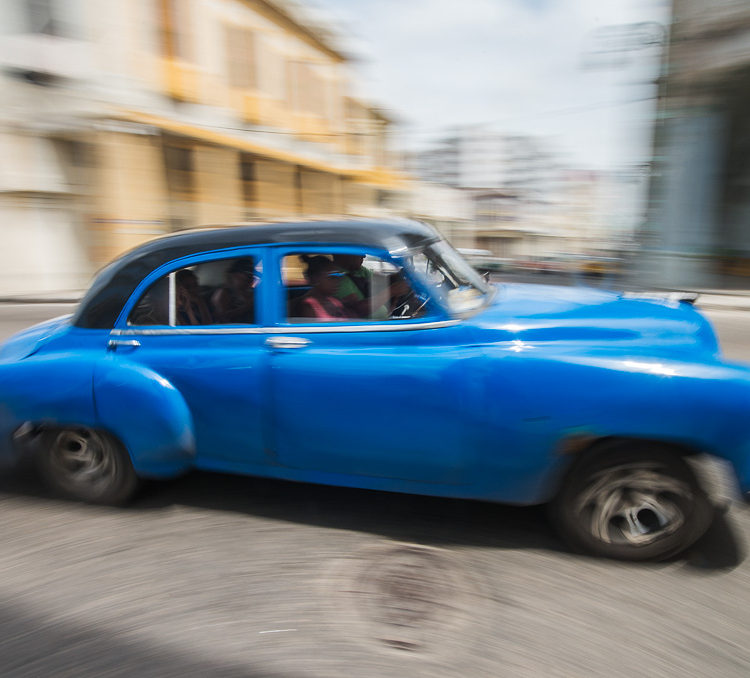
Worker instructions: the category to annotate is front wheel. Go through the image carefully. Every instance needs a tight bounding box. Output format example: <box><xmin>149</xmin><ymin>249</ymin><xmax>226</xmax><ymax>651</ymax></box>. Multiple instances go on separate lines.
<box><xmin>34</xmin><ymin>427</ymin><xmax>139</xmax><ymax>505</ymax></box>
<box><xmin>552</xmin><ymin>443</ymin><xmax>714</xmax><ymax>561</ymax></box>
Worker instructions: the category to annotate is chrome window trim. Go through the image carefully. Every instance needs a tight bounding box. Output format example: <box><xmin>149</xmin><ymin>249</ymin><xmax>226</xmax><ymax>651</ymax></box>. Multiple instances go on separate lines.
<box><xmin>168</xmin><ymin>271</ymin><xmax>177</xmax><ymax>326</ymax></box>
<box><xmin>111</xmin><ymin>318</ymin><xmax>460</xmax><ymax>336</ymax></box>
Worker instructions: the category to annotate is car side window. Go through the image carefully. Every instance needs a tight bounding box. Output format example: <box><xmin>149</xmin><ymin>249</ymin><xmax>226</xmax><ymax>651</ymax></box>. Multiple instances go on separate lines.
<box><xmin>128</xmin><ymin>256</ymin><xmax>259</xmax><ymax>326</ymax></box>
<box><xmin>282</xmin><ymin>252</ymin><xmax>428</xmax><ymax>323</ymax></box>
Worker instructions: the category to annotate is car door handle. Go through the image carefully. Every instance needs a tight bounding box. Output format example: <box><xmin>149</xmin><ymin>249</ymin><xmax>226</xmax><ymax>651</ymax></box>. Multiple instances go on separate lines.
<box><xmin>107</xmin><ymin>338</ymin><xmax>141</xmax><ymax>351</ymax></box>
<box><xmin>265</xmin><ymin>336</ymin><xmax>311</xmax><ymax>350</ymax></box>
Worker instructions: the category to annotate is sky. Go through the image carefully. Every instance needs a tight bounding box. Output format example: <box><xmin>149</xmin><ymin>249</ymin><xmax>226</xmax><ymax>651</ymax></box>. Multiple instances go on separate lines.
<box><xmin>311</xmin><ymin>0</ymin><xmax>671</xmax><ymax>170</ymax></box>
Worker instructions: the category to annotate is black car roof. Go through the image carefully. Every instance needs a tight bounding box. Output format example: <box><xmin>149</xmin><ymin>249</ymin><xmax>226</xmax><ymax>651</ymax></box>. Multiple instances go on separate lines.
<box><xmin>72</xmin><ymin>219</ymin><xmax>441</xmax><ymax>329</ymax></box>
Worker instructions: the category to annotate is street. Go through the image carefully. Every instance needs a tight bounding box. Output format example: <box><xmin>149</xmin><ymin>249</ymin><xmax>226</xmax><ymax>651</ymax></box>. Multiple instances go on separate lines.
<box><xmin>0</xmin><ymin>303</ymin><xmax>748</xmax><ymax>677</ymax></box>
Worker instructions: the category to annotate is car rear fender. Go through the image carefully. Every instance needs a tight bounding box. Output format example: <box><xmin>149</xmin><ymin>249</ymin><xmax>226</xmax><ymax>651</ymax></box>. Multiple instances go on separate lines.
<box><xmin>0</xmin><ymin>357</ymin><xmax>99</xmax><ymax>466</ymax></box>
<box><xmin>93</xmin><ymin>359</ymin><xmax>195</xmax><ymax>478</ymax></box>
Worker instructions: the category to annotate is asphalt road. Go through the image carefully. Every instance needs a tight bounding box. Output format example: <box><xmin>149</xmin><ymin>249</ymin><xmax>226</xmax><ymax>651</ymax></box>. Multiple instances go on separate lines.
<box><xmin>0</xmin><ymin>303</ymin><xmax>749</xmax><ymax>677</ymax></box>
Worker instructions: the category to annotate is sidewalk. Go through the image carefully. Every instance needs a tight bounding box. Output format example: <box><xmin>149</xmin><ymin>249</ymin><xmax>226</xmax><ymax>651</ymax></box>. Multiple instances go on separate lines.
<box><xmin>695</xmin><ymin>292</ymin><xmax>750</xmax><ymax>311</ymax></box>
<box><xmin>0</xmin><ymin>290</ymin><xmax>84</xmax><ymax>304</ymax></box>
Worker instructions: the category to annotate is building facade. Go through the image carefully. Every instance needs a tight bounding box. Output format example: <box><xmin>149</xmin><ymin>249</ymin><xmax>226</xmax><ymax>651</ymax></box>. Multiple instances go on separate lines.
<box><xmin>398</xmin><ymin>181</ymin><xmax>475</xmax><ymax>249</ymax></box>
<box><xmin>410</xmin><ymin>127</ymin><xmax>603</xmax><ymax>261</ymax></box>
<box><xmin>0</xmin><ymin>0</ymin><xmax>402</xmax><ymax>293</ymax></box>
<box><xmin>642</xmin><ymin>0</ymin><xmax>750</xmax><ymax>288</ymax></box>
<box><xmin>409</xmin><ymin>127</ymin><xmax>559</xmax><ymax>195</ymax></box>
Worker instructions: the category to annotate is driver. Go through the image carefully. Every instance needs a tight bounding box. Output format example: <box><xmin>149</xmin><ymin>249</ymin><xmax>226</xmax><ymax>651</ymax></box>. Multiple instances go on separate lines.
<box><xmin>332</xmin><ymin>254</ymin><xmax>410</xmax><ymax>320</ymax></box>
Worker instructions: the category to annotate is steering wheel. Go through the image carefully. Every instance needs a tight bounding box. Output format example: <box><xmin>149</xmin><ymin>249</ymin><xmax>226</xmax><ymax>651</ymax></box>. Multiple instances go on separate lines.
<box><xmin>390</xmin><ymin>292</ymin><xmax>429</xmax><ymax>319</ymax></box>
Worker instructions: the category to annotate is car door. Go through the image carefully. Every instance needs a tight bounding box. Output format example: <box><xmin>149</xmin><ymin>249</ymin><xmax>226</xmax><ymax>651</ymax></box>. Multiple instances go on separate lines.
<box><xmin>108</xmin><ymin>248</ymin><xmax>272</xmax><ymax>471</ymax></box>
<box><xmin>266</xmin><ymin>246</ymin><xmax>483</xmax><ymax>485</ymax></box>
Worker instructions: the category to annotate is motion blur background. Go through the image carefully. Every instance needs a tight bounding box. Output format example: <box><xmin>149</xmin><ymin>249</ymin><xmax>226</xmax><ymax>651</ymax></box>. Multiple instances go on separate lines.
<box><xmin>0</xmin><ymin>0</ymin><xmax>747</xmax><ymax>295</ymax></box>
<box><xmin>4</xmin><ymin>4</ymin><xmax>750</xmax><ymax>677</ymax></box>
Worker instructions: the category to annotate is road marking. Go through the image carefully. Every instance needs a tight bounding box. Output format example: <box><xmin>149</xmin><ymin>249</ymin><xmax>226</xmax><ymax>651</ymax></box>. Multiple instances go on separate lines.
<box><xmin>258</xmin><ymin>628</ymin><xmax>297</xmax><ymax>634</ymax></box>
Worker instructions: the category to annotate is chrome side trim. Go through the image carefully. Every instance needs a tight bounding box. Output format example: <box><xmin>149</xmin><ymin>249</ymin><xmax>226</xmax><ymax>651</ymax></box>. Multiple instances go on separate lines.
<box><xmin>111</xmin><ymin>318</ymin><xmax>460</xmax><ymax>336</ymax></box>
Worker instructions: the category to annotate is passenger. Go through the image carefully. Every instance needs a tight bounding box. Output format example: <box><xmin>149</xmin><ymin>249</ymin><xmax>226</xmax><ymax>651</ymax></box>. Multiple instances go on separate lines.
<box><xmin>211</xmin><ymin>258</ymin><xmax>255</xmax><ymax>324</ymax></box>
<box><xmin>296</xmin><ymin>255</ymin><xmax>354</xmax><ymax>321</ymax></box>
<box><xmin>332</xmin><ymin>254</ymin><xmax>409</xmax><ymax>319</ymax></box>
<box><xmin>175</xmin><ymin>269</ymin><xmax>212</xmax><ymax>325</ymax></box>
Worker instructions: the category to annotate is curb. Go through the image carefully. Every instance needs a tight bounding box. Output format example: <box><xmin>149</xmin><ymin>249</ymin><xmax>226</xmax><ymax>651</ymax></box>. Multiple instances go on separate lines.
<box><xmin>699</xmin><ymin>304</ymin><xmax>750</xmax><ymax>312</ymax></box>
<box><xmin>0</xmin><ymin>298</ymin><xmax>81</xmax><ymax>304</ymax></box>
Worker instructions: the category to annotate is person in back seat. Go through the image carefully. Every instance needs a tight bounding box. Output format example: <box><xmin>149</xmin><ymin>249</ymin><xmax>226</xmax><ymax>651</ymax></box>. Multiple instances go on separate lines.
<box><xmin>176</xmin><ymin>269</ymin><xmax>212</xmax><ymax>325</ymax></box>
<box><xmin>211</xmin><ymin>258</ymin><xmax>255</xmax><ymax>324</ymax></box>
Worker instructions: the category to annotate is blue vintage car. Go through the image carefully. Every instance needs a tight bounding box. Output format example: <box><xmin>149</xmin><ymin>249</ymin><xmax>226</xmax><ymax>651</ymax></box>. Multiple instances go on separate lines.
<box><xmin>0</xmin><ymin>219</ymin><xmax>746</xmax><ymax>560</ymax></box>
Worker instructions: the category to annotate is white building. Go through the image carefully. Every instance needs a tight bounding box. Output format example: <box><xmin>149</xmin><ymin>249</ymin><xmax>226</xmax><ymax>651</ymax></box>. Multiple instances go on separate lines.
<box><xmin>409</xmin><ymin>127</ymin><xmax>584</xmax><ymax>259</ymax></box>
<box><xmin>409</xmin><ymin>127</ymin><xmax>559</xmax><ymax>194</ymax></box>
<box><xmin>398</xmin><ymin>181</ymin><xmax>475</xmax><ymax>249</ymax></box>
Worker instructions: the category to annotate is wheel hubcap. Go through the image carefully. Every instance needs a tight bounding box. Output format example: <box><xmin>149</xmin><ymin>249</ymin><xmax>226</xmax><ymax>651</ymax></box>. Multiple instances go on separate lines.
<box><xmin>49</xmin><ymin>429</ymin><xmax>117</xmax><ymax>492</ymax></box>
<box><xmin>575</xmin><ymin>463</ymin><xmax>692</xmax><ymax>546</ymax></box>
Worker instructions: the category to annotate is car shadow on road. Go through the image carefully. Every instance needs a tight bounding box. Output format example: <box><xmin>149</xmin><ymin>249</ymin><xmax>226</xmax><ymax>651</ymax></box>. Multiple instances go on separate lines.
<box><xmin>144</xmin><ymin>470</ymin><xmax>562</xmax><ymax>551</ymax></box>
<box><xmin>0</xmin><ymin>596</ymin><xmax>293</xmax><ymax>678</ymax></box>
<box><xmin>1</xmin><ymin>467</ymin><xmax>745</xmax><ymax>570</ymax></box>
<box><xmin>681</xmin><ymin>504</ymin><xmax>747</xmax><ymax>571</ymax></box>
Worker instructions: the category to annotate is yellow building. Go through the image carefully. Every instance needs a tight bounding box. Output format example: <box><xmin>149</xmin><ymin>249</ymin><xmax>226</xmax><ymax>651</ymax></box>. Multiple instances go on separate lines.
<box><xmin>0</xmin><ymin>0</ymin><xmax>403</xmax><ymax>292</ymax></box>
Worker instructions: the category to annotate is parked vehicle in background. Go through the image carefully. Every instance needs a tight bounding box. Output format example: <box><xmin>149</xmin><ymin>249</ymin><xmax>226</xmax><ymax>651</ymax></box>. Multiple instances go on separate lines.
<box><xmin>0</xmin><ymin>219</ymin><xmax>746</xmax><ymax>561</ymax></box>
<box><xmin>457</xmin><ymin>248</ymin><xmax>512</xmax><ymax>274</ymax></box>
<box><xmin>567</xmin><ymin>255</ymin><xmax>624</xmax><ymax>280</ymax></box>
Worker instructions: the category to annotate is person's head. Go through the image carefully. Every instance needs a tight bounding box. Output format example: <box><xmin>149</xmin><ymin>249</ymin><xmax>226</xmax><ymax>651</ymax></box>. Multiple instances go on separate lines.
<box><xmin>302</xmin><ymin>255</ymin><xmax>342</xmax><ymax>295</ymax></box>
<box><xmin>332</xmin><ymin>254</ymin><xmax>365</xmax><ymax>272</ymax></box>
<box><xmin>176</xmin><ymin>269</ymin><xmax>199</xmax><ymax>295</ymax></box>
<box><xmin>226</xmin><ymin>258</ymin><xmax>254</xmax><ymax>289</ymax></box>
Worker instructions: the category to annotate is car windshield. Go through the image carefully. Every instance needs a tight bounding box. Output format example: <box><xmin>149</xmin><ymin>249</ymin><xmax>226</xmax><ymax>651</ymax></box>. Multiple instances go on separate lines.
<box><xmin>405</xmin><ymin>240</ymin><xmax>492</xmax><ymax>314</ymax></box>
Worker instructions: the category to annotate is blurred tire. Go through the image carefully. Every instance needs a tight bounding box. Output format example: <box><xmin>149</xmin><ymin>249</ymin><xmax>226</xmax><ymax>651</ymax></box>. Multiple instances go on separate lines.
<box><xmin>551</xmin><ymin>442</ymin><xmax>714</xmax><ymax>561</ymax></box>
<box><xmin>35</xmin><ymin>427</ymin><xmax>139</xmax><ymax>505</ymax></box>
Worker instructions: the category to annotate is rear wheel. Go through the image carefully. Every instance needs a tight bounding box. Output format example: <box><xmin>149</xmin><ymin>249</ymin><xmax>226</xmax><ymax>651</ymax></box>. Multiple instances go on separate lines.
<box><xmin>552</xmin><ymin>443</ymin><xmax>714</xmax><ymax>561</ymax></box>
<box><xmin>35</xmin><ymin>428</ymin><xmax>139</xmax><ymax>505</ymax></box>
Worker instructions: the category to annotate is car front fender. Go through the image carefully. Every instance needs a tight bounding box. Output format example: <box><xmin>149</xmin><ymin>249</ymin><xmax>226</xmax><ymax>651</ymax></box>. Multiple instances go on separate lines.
<box><xmin>479</xmin><ymin>348</ymin><xmax>750</xmax><ymax>503</ymax></box>
<box><xmin>93</xmin><ymin>359</ymin><xmax>195</xmax><ymax>478</ymax></box>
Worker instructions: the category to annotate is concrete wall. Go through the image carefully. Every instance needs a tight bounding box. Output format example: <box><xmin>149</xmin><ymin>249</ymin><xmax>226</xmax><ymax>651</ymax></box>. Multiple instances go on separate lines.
<box><xmin>0</xmin><ymin>131</ymin><xmax>93</xmax><ymax>293</ymax></box>
<box><xmin>0</xmin><ymin>198</ymin><xmax>92</xmax><ymax>293</ymax></box>
<box><xmin>254</xmin><ymin>158</ymin><xmax>298</xmax><ymax>217</ymax></box>
<box><xmin>643</xmin><ymin>109</ymin><xmax>726</xmax><ymax>288</ymax></box>
<box><xmin>90</xmin><ymin>130</ymin><xmax>169</xmax><ymax>265</ymax></box>
<box><xmin>193</xmin><ymin>145</ymin><xmax>243</xmax><ymax>225</ymax></box>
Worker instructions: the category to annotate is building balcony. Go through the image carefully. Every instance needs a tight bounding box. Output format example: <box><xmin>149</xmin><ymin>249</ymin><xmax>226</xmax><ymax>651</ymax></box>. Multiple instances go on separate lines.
<box><xmin>0</xmin><ymin>34</ymin><xmax>93</xmax><ymax>83</ymax></box>
<box><xmin>162</xmin><ymin>58</ymin><xmax>200</xmax><ymax>102</ymax></box>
